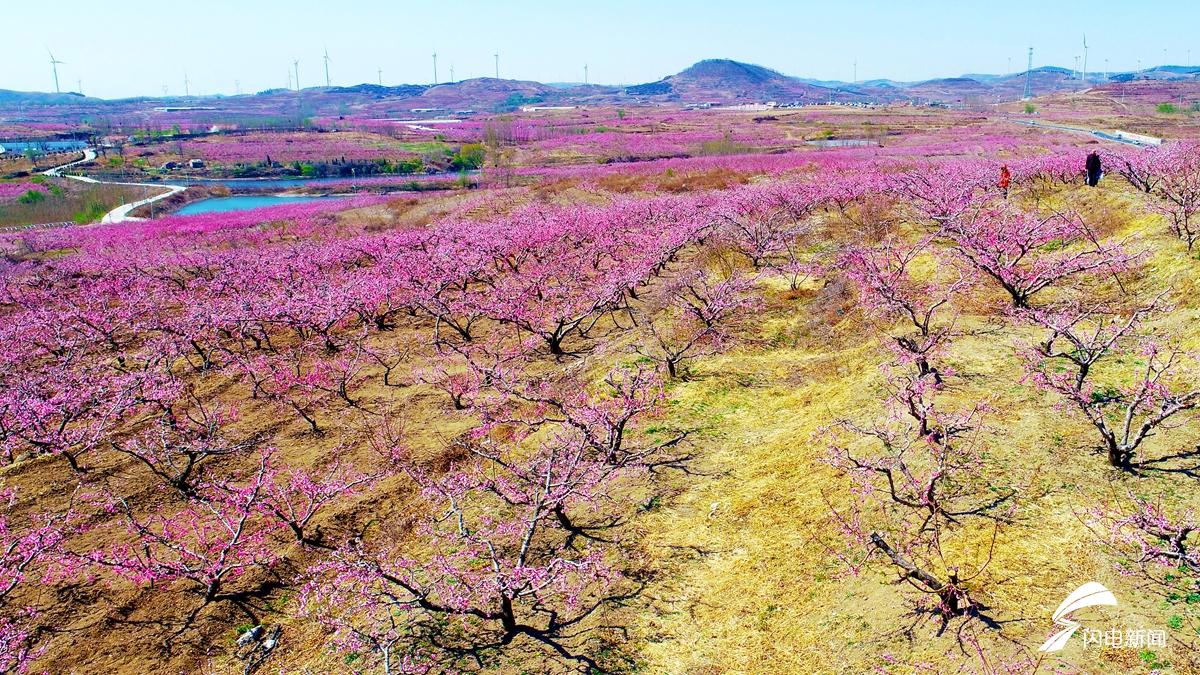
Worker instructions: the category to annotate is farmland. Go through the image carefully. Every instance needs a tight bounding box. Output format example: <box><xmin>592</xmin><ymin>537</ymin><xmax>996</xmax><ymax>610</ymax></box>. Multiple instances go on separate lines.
<box><xmin>3</xmin><ymin>55</ymin><xmax>1200</xmax><ymax>675</ymax></box>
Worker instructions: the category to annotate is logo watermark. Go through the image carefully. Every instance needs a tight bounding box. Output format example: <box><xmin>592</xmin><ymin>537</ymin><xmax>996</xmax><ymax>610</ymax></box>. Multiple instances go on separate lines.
<box><xmin>1038</xmin><ymin>581</ymin><xmax>1166</xmax><ymax>653</ymax></box>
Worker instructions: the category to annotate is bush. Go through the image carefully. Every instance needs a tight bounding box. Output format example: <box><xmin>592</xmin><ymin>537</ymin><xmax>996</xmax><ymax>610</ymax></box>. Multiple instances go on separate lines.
<box><xmin>1024</xmin><ymin>103</ymin><xmax>1037</xmax><ymax>114</ymax></box>
<box><xmin>394</xmin><ymin>157</ymin><xmax>424</xmax><ymax>175</ymax></box>
<box><xmin>1157</xmin><ymin>102</ymin><xmax>1179</xmax><ymax>114</ymax></box>
<box><xmin>17</xmin><ymin>189</ymin><xmax>46</xmax><ymax>204</ymax></box>
<box><xmin>73</xmin><ymin>199</ymin><xmax>110</xmax><ymax>224</ymax></box>
<box><xmin>450</xmin><ymin>144</ymin><xmax>485</xmax><ymax>171</ymax></box>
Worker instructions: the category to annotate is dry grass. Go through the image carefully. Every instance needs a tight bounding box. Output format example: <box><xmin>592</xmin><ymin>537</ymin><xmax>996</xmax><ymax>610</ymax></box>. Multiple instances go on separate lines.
<box><xmin>626</xmin><ymin>185</ymin><xmax>1200</xmax><ymax>674</ymax></box>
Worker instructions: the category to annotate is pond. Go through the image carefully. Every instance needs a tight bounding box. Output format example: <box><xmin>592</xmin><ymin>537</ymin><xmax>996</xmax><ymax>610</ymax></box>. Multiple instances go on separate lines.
<box><xmin>174</xmin><ymin>195</ymin><xmax>333</xmax><ymax>215</ymax></box>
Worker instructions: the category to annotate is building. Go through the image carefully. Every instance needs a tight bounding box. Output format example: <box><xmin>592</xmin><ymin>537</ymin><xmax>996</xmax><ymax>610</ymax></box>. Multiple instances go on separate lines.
<box><xmin>0</xmin><ymin>140</ymin><xmax>88</xmax><ymax>156</ymax></box>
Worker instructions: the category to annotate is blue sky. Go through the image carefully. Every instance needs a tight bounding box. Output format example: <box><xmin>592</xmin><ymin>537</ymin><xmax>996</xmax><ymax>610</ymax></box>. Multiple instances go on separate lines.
<box><xmin>2</xmin><ymin>0</ymin><xmax>1197</xmax><ymax>98</ymax></box>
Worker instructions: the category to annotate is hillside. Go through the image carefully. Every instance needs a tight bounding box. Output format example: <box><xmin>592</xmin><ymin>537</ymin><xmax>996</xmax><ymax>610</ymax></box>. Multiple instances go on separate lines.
<box><xmin>3</xmin><ymin>59</ymin><xmax>1200</xmax><ymax>132</ymax></box>
<box><xmin>627</xmin><ymin>59</ymin><xmax>845</xmax><ymax>103</ymax></box>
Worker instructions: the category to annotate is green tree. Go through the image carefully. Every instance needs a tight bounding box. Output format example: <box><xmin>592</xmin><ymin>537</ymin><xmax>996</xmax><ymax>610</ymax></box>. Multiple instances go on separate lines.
<box><xmin>450</xmin><ymin>143</ymin><xmax>485</xmax><ymax>171</ymax></box>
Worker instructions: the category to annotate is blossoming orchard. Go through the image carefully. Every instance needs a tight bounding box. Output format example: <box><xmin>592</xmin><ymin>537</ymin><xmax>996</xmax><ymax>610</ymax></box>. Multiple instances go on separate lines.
<box><xmin>3</xmin><ymin>20</ymin><xmax>1200</xmax><ymax>673</ymax></box>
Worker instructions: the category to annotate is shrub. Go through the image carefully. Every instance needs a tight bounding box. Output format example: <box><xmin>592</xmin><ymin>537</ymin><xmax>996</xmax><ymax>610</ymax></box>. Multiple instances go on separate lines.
<box><xmin>17</xmin><ymin>190</ymin><xmax>46</xmax><ymax>205</ymax></box>
<box><xmin>450</xmin><ymin>143</ymin><xmax>485</xmax><ymax>171</ymax></box>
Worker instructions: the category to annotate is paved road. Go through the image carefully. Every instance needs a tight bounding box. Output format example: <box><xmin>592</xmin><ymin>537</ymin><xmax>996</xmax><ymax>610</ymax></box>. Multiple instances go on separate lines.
<box><xmin>1009</xmin><ymin>119</ymin><xmax>1160</xmax><ymax>147</ymax></box>
<box><xmin>41</xmin><ymin>150</ymin><xmax>187</xmax><ymax>223</ymax></box>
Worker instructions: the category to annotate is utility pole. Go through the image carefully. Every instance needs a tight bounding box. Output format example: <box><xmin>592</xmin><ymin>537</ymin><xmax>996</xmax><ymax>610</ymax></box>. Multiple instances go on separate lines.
<box><xmin>1104</xmin><ymin>59</ymin><xmax>1109</xmax><ymax>80</ymax></box>
<box><xmin>293</xmin><ymin>60</ymin><xmax>300</xmax><ymax>91</ymax></box>
<box><xmin>1023</xmin><ymin>47</ymin><xmax>1033</xmax><ymax>99</ymax></box>
<box><xmin>432</xmin><ymin>52</ymin><xmax>438</xmax><ymax>84</ymax></box>
<box><xmin>184</xmin><ymin>72</ymin><xmax>190</xmax><ymax>97</ymax></box>
<box><xmin>494</xmin><ymin>51</ymin><xmax>499</xmax><ymax>79</ymax></box>
<box><xmin>323</xmin><ymin>47</ymin><xmax>332</xmax><ymax>87</ymax></box>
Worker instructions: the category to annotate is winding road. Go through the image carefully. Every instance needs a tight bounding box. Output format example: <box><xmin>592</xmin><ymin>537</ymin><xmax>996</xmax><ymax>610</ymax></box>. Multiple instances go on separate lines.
<box><xmin>41</xmin><ymin>149</ymin><xmax>186</xmax><ymax>224</ymax></box>
<box><xmin>1007</xmin><ymin>119</ymin><xmax>1162</xmax><ymax>147</ymax></box>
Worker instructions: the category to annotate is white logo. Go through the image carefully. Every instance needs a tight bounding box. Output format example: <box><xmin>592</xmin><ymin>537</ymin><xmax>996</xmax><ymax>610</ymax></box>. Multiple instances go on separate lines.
<box><xmin>1039</xmin><ymin>582</ymin><xmax>1168</xmax><ymax>653</ymax></box>
<box><xmin>1039</xmin><ymin>582</ymin><xmax>1117</xmax><ymax>652</ymax></box>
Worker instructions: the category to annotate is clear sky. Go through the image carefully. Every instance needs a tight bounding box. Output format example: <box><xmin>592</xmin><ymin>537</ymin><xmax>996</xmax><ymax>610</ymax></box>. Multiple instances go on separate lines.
<box><xmin>2</xmin><ymin>0</ymin><xmax>1197</xmax><ymax>99</ymax></box>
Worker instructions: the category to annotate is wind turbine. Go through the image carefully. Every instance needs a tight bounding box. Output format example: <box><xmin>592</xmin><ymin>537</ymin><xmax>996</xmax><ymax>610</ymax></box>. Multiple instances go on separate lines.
<box><xmin>184</xmin><ymin>72</ymin><xmax>191</xmax><ymax>97</ymax></box>
<box><xmin>293</xmin><ymin>59</ymin><xmax>300</xmax><ymax>91</ymax></box>
<box><xmin>47</xmin><ymin>48</ymin><xmax>64</xmax><ymax>94</ymax></box>
<box><xmin>494</xmin><ymin>50</ymin><xmax>499</xmax><ymax>79</ymax></box>
<box><xmin>584</xmin><ymin>63</ymin><xmax>588</xmax><ymax>85</ymax></box>
<box><xmin>323</xmin><ymin>47</ymin><xmax>332</xmax><ymax>87</ymax></box>
<box><xmin>378</xmin><ymin>67</ymin><xmax>383</xmax><ymax>86</ymax></box>
<box><xmin>432</xmin><ymin>52</ymin><xmax>438</xmax><ymax>84</ymax></box>
<box><xmin>450</xmin><ymin>64</ymin><xmax>455</xmax><ymax>81</ymax></box>
<box><xmin>1082</xmin><ymin>34</ymin><xmax>1088</xmax><ymax>86</ymax></box>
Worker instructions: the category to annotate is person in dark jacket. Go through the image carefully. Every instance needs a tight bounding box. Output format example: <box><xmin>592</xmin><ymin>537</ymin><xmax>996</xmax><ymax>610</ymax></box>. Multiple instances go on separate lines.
<box><xmin>1085</xmin><ymin>151</ymin><xmax>1102</xmax><ymax>187</ymax></box>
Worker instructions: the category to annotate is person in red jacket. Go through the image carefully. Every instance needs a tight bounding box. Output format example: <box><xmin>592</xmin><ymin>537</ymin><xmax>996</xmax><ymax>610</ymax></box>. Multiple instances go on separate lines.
<box><xmin>998</xmin><ymin>164</ymin><xmax>1011</xmax><ymax>198</ymax></box>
